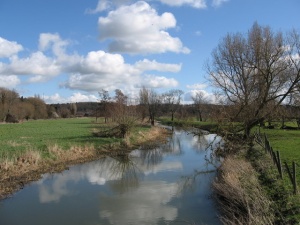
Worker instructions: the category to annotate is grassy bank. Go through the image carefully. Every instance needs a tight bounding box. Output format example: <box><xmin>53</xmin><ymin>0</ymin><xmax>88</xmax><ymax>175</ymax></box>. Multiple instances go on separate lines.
<box><xmin>0</xmin><ymin>117</ymin><xmax>169</xmax><ymax>199</ymax></box>
<box><xmin>159</xmin><ymin>117</ymin><xmax>300</xmax><ymax>223</ymax></box>
<box><xmin>258</xmin><ymin>125</ymin><xmax>300</xmax><ymax>174</ymax></box>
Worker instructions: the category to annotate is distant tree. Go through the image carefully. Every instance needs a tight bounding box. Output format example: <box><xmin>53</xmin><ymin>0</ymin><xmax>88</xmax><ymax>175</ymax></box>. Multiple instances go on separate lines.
<box><xmin>0</xmin><ymin>87</ymin><xmax>19</xmax><ymax>121</ymax></box>
<box><xmin>191</xmin><ymin>91</ymin><xmax>207</xmax><ymax>122</ymax></box>
<box><xmin>207</xmin><ymin>22</ymin><xmax>300</xmax><ymax>137</ymax></box>
<box><xmin>17</xmin><ymin>101</ymin><xmax>35</xmax><ymax>120</ymax></box>
<box><xmin>139</xmin><ymin>87</ymin><xmax>161</xmax><ymax>126</ymax></box>
<box><xmin>60</xmin><ymin>107</ymin><xmax>71</xmax><ymax>118</ymax></box>
<box><xmin>162</xmin><ymin>89</ymin><xmax>184</xmax><ymax>121</ymax></box>
<box><xmin>114</xmin><ymin>89</ymin><xmax>128</xmax><ymax>106</ymax></box>
<box><xmin>26</xmin><ymin>97</ymin><xmax>48</xmax><ymax>119</ymax></box>
<box><xmin>98</xmin><ymin>89</ymin><xmax>111</xmax><ymax>123</ymax></box>
<box><xmin>70</xmin><ymin>103</ymin><xmax>77</xmax><ymax>117</ymax></box>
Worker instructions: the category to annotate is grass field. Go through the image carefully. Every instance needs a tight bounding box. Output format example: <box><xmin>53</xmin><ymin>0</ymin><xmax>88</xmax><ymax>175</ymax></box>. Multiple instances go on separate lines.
<box><xmin>0</xmin><ymin>117</ymin><xmax>123</xmax><ymax>160</ymax></box>
<box><xmin>254</xmin><ymin>121</ymin><xmax>300</xmax><ymax>172</ymax></box>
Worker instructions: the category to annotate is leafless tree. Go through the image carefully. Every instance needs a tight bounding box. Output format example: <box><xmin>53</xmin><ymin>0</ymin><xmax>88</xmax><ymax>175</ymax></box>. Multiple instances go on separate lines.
<box><xmin>162</xmin><ymin>89</ymin><xmax>184</xmax><ymax>121</ymax></box>
<box><xmin>0</xmin><ymin>87</ymin><xmax>19</xmax><ymax>121</ymax></box>
<box><xmin>207</xmin><ymin>22</ymin><xmax>300</xmax><ymax>137</ymax></box>
<box><xmin>139</xmin><ymin>87</ymin><xmax>161</xmax><ymax>126</ymax></box>
<box><xmin>26</xmin><ymin>96</ymin><xmax>48</xmax><ymax>119</ymax></box>
<box><xmin>191</xmin><ymin>91</ymin><xmax>207</xmax><ymax>122</ymax></box>
<box><xmin>98</xmin><ymin>89</ymin><xmax>111</xmax><ymax>123</ymax></box>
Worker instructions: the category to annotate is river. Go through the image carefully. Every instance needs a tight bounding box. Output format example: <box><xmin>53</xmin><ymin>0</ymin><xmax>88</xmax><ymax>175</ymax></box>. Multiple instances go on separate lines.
<box><xmin>0</xmin><ymin>128</ymin><xmax>223</xmax><ymax>225</ymax></box>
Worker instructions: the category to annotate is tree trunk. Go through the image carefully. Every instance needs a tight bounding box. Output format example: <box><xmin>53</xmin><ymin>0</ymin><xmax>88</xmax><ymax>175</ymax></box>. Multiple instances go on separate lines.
<box><xmin>244</xmin><ymin>124</ymin><xmax>251</xmax><ymax>139</ymax></box>
<box><xmin>199</xmin><ymin>111</ymin><xmax>203</xmax><ymax>122</ymax></box>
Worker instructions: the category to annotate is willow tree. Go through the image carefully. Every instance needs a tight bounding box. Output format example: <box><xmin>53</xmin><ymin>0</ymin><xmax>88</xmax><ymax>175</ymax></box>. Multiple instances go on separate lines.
<box><xmin>207</xmin><ymin>22</ymin><xmax>300</xmax><ymax>137</ymax></box>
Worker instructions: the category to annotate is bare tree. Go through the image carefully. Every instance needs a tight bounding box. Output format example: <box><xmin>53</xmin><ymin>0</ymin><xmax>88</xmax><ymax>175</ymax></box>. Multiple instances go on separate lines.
<box><xmin>162</xmin><ymin>89</ymin><xmax>184</xmax><ymax>121</ymax></box>
<box><xmin>191</xmin><ymin>91</ymin><xmax>207</xmax><ymax>121</ymax></box>
<box><xmin>207</xmin><ymin>22</ymin><xmax>300</xmax><ymax>137</ymax></box>
<box><xmin>139</xmin><ymin>87</ymin><xmax>161</xmax><ymax>126</ymax></box>
<box><xmin>0</xmin><ymin>87</ymin><xmax>19</xmax><ymax>121</ymax></box>
<box><xmin>26</xmin><ymin>96</ymin><xmax>48</xmax><ymax>119</ymax></box>
<box><xmin>98</xmin><ymin>89</ymin><xmax>111</xmax><ymax>123</ymax></box>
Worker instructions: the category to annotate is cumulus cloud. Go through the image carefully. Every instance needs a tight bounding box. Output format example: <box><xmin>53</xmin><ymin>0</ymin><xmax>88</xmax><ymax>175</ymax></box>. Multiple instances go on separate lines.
<box><xmin>0</xmin><ymin>34</ymin><xmax>181</xmax><ymax>96</ymax></box>
<box><xmin>98</xmin><ymin>1</ymin><xmax>190</xmax><ymax>54</ymax></box>
<box><xmin>62</xmin><ymin>51</ymin><xmax>181</xmax><ymax>92</ymax></box>
<box><xmin>43</xmin><ymin>93</ymin><xmax>98</xmax><ymax>104</ymax></box>
<box><xmin>0</xmin><ymin>37</ymin><xmax>23</xmax><ymax>58</ymax></box>
<box><xmin>134</xmin><ymin>59</ymin><xmax>181</xmax><ymax>72</ymax></box>
<box><xmin>159</xmin><ymin>0</ymin><xmax>206</xmax><ymax>8</ymax></box>
<box><xmin>142</xmin><ymin>74</ymin><xmax>178</xmax><ymax>88</ymax></box>
<box><xmin>69</xmin><ymin>92</ymin><xmax>98</xmax><ymax>102</ymax></box>
<box><xmin>89</xmin><ymin>0</ymin><xmax>207</xmax><ymax>13</ymax></box>
<box><xmin>0</xmin><ymin>75</ymin><xmax>20</xmax><ymax>88</ymax></box>
<box><xmin>78</xmin><ymin>50</ymin><xmax>133</xmax><ymax>75</ymax></box>
<box><xmin>7</xmin><ymin>53</ymin><xmax>61</xmax><ymax>80</ymax></box>
<box><xmin>184</xmin><ymin>89</ymin><xmax>216</xmax><ymax>103</ymax></box>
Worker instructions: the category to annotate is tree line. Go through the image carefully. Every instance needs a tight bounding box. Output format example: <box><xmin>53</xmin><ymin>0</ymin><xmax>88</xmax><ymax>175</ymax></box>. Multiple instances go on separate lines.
<box><xmin>1</xmin><ymin>23</ymin><xmax>300</xmax><ymax>139</ymax></box>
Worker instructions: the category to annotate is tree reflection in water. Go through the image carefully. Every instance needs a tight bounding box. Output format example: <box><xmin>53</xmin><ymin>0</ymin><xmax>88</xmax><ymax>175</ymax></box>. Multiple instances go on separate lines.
<box><xmin>101</xmin><ymin>155</ymin><xmax>142</xmax><ymax>194</ymax></box>
<box><xmin>177</xmin><ymin>132</ymin><xmax>223</xmax><ymax>196</ymax></box>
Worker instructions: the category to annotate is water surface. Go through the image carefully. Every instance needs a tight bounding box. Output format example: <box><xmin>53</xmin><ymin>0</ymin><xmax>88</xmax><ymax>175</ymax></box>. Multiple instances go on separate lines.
<box><xmin>0</xmin><ymin>129</ymin><xmax>222</xmax><ymax>225</ymax></box>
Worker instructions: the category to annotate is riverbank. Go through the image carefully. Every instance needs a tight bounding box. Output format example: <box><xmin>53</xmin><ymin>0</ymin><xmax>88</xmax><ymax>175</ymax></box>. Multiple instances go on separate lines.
<box><xmin>213</xmin><ymin>134</ymin><xmax>300</xmax><ymax>224</ymax></box>
<box><xmin>0</xmin><ymin>124</ymin><xmax>170</xmax><ymax>200</ymax></box>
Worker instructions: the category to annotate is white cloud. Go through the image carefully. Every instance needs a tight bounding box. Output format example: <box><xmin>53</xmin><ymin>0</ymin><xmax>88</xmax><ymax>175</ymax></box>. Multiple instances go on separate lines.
<box><xmin>0</xmin><ymin>75</ymin><xmax>20</xmax><ymax>88</ymax></box>
<box><xmin>78</xmin><ymin>50</ymin><xmax>133</xmax><ymax>75</ymax></box>
<box><xmin>0</xmin><ymin>37</ymin><xmax>23</xmax><ymax>58</ymax></box>
<box><xmin>212</xmin><ymin>0</ymin><xmax>229</xmax><ymax>7</ymax></box>
<box><xmin>63</xmin><ymin>51</ymin><xmax>181</xmax><ymax>92</ymax></box>
<box><xmin>186</xmin><ymin>83</ymin><xmax>207</xmax><ymax>89</ymax></box>
<box><xmin>38</xmin><ymin>33</ymin><xmax>72</xmax><ymax>62</ymax></box>
<box><xmin>184</xmin><ymin>89</ymin><xmax>216</xmax><ymax>103</ymax></box>
<box><xmin>43</xmin><ymin>93</ymin><xmax>65</xmax><ymax>103</ymax></box>
<box><xmin>86</xmin><ymin>0</ymin><xmax>112</xmax><ymax>13</ymax></box>
<box><xmin>7</xmin><ymin>52</ymin><xmax>61</xmax><ymax>78</ymax></box>
<box><xmin>98</xmin><ymin>1</ymin><xmax>190</xmax><ymax>54</ymax></box>
<box><xmin>159</xmin><ymin>0</ymin><xmax>206</xmax><ymax>8</ymax></box>
<box><xmin>0</xmin><ymin>35</ymin><xmax>182</xmax><ymax>95</ymax></box>
<box><xmin>89</xmin><ymin>0</ymin><xmax>207</xmax><ymax>13</ymax></box>
<box><xmin>134</xmin><ymin>59</ymin><xmax>181</xmax><ymax>72</ymax></box>
<box><xmin>44</xmin><ymin>93</ymin><xmax>98</xmax><ymax>104</ymax></box>
<box><xmin>69</xmin><ymin>92</ymin><xmax>98</xmax><ymax>102</ymax></box>
<box><xmin>142</xmin><ymin>74</ymin><xmax>178</xmax><ymax>88</ymax></box>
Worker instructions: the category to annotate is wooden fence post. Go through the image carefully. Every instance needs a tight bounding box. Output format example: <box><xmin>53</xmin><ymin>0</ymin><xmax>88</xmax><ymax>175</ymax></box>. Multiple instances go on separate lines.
<box><xmin>293</xmin><ymin>162</ymin><xmax>297</xmax><ymax>194</ymax></box>
<box><xmin>285</xmin><ymin>162</ymin><xmax>297</xmax><ymax>195</ymax></box>
<box><xmin>276</xmin><ymin>151</ymin><xmax>283</xmax><ymax>179</ymax></box>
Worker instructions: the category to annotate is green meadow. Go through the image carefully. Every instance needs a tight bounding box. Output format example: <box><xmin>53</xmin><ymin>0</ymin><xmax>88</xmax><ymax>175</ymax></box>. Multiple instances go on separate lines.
<box><xmin>0</xmin><ymin>118</ymin><xmax>121</xmax><ymax>160</ymax></box>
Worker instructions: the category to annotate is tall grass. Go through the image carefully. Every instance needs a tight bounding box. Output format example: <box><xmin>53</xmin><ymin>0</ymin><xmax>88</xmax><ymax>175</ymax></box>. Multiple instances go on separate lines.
<box><xmin>213</xmin><ymin>156</ymin><xmax>274</xmax><ymax>225</ymax></box>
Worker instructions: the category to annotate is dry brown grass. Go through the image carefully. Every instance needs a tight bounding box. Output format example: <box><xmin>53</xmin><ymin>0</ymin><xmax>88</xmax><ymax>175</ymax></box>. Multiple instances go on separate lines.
<box><xmin>213</xmin><ymin>156</ymin><xmax>274</xmax><ymax>225</ymax></box>
<box><xmin>0</xmin><ymin>126</ymin><xmax>169</xmax><ymax>199</ymax></box>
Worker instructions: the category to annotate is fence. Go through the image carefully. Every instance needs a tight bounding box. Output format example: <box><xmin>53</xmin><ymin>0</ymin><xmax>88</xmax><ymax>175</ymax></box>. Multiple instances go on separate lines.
<box><xmin>254</xmin><ymin>130</ymin><xmax>297</xmax><ymax>195</ymax></box>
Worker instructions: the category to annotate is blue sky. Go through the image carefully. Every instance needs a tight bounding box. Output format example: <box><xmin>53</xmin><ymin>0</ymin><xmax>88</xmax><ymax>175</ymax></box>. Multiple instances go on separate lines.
<box><xmin>0</xmin><ymin>0</ymin><xmax>299</xmax><ymax>103</ymax></box>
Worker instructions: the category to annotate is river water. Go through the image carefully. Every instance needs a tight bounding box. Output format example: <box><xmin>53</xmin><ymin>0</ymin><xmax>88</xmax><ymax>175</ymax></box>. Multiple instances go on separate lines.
<box><xmin>0</xmin><ymin>129</ymin><xmax>223</xmax><ymax>225</ymax></box>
